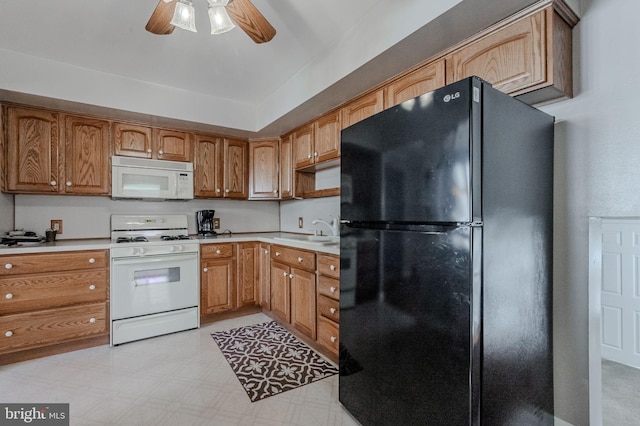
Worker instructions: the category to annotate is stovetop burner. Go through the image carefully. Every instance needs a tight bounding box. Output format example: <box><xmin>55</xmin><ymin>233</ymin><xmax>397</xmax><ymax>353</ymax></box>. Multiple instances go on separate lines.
<box><xmin>116</xmin><ymin>236</ymin><xmax>149</xmax><ymax>244</ymax></box>
<box><xmin>161</xmin><ymin>235</ymin><xmax>192</xmax><ymax>241</ymax></box>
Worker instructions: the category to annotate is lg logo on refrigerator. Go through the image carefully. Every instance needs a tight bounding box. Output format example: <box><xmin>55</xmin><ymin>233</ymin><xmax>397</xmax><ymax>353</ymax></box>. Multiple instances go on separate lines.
<box><xmin>443</xmin><ymin>92</ymin><xmax>461</xmax><ymax>102</ymax></box>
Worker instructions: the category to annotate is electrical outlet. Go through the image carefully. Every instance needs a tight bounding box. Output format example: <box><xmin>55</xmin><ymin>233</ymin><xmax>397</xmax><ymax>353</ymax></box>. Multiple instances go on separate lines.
<box><xmin>213</xmin><ymin>218</ymin><xmax>220</xmax><ymax>229</ymax></box>
<box><xmin>298</xmin><ymin>217</ymin><xmax>304</xmax><ymax>228</ymax></box>
<box><xmin>50</xmin><ymin>219</ymin><xmax>63</xmax><ymax>234</ymax></box>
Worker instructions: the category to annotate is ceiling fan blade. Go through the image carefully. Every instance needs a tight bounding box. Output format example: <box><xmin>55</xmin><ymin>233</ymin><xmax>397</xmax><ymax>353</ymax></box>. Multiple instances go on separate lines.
<box><xmin>226</xmin><ymin>0</ymin><xmax>276</xmax><ymax>44</ymax></box>
<box><xmin>146</xmin><ymin>0</ymin><xmax>176</xmax><ymax>35</ymax></box>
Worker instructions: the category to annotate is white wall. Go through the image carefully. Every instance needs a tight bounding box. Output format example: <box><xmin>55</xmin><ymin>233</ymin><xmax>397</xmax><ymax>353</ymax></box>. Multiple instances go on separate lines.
<box><xmin>280</xmin><ymin>196</ymin><xmax>340</xmax><ymax>235</ymax></box>
<box><xmin>14</xmin><ymin>195</ymin><xmax>280</xmax><ymax>239</ymax></box>
<box><xmin>539</xmin><ymin>0</ymin><xmax>640</xmax><ymax>424</ymax></box>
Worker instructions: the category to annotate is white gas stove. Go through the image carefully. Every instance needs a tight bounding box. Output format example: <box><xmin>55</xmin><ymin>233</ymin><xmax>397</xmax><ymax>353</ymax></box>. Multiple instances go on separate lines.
<box><xmin>109</xmin><ymin>214</ymin><xmax>200</xmax><ymax>346</ymax></box>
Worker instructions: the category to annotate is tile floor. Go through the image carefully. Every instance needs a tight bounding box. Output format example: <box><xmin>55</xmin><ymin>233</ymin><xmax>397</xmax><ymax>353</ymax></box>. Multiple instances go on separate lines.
<box><xmin>0</xmin><ymin>313</ymin><xmax>360</xmax><ymax>425</ymax></box>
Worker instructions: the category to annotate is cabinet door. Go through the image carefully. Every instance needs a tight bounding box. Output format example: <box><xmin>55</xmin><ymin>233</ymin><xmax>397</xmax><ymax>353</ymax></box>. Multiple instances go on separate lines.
<box><xmin>384</xmin><ymin>60</ymin><xmax>446</xmax><ymax>109</ymax></box>
<box><xmin>270</xmin><ymin>261</ymin><xmax>290</xmax><ymax>323</ymax></box>
<box><xmin>5</xmin><ymin>106</ymin><xmax>59</xmax><ymax>193</ymax></box>
<box><xmin>201</xmin><ymin>258</ymin><xmax>235</xmax><ymax>314</ymax></box>
<box><xmin>236</xmin><ymin>242</ymin><xmax>258</xmax><ymax>308</ymax></box>
<box><xmin>293</xmin><ymin>123</ymin><xmax>314</xmax><ymax>170</ymax></box>
<box><xmin>113</xmin><ymin>122</ymin><xmax>153</xmax><ymax>158</ymax></box>
<box><xmin>153</xmin><ymin>129</ymin><xmax>192</xmax><ymax>162</ymax></box>
<box><xmin>290</xmin><ymin>267</ymin><xmax>317</xmax><ymax>339</ymax></box>
<box><xmin>445</xmin><ymin>12</ymin><xmax>545</xmax><ymax>95</ymax></box>
<box><xmin>341</xmin><ymin>89</ymin><xmax>384</xmax><ymax>129</ymax></box>
<box><xmin>223</xmin><ymin>138</ymin><xmax>248</xmax><ymax>199</ymax></box>
<box><xmin>63</xmin><ymin>115</ymin><xmax>110</xmax><ymax>195</ymax></box>
<box><xmin>194</xmin><ymin>134</ymin><xmax>223</xmax><ymax>198</ymax></box>
<box><xmin>279</xmin><ymin>134</ymin><xmax>293</xmax><ymax>199</ymax></box>
<box><xmin>259</xmin><ymin>243</ymin><xmax>271</xmax><ymax>310</ymax></box>
<box><xmin>249</xmin><ymin>139</ymin><xmax>279</xmax><ymax>199</ymax></box>
<box><xmin>314</xmin><ymin>111</ymin><xmax>341</xmax><ymax>163</ymax></box>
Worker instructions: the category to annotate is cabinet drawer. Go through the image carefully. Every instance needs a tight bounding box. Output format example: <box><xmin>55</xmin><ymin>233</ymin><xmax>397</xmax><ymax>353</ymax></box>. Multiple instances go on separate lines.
<box><xmin>0</xmin><ymin>270</ymin><xmax>106</xmax><ymax>315</ymax></box>
<box><xmin>317</xmin><ymin>254</ymin><xmax>339</xmax><ymax>279</ymax></box>
<box><xmin>317</xmin><ymin>315</ymin><xmax>339</xmax><ymax>356</ymax></box>
<box><xmin>0</xmin><ymin>302</ymin><xmax>108</xmax><ymax>354</ymax></box>
<box><xmin>318</xmin><ymin>275</ymin><xmax>340</xmax><ymax>300</ymax></box>
<box><xmin>201</xmin><ymin>243</ymin><xmax>234</xmax><ymax>259</ymax></box>
<box><xmin>0</xmin><ymin>250</ymin><xmax>107</xmax><ymax>276</ymax></box>
<box><xmin>271</xmin><ymin>245</ymin><xmax>315</xmax><ymax>270</ymax></box>
<box><xmin>318</xmin><ymin>294</ymin><xmax>339</xmax><ymax>323</ymax></box>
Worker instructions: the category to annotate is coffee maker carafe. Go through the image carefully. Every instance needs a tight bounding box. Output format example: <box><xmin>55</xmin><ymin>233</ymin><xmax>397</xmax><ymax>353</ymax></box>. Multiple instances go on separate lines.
<box><xmin>196</xmin><ymin>210</ymin><xmax>216</xmax><ymax>237</ymax></box>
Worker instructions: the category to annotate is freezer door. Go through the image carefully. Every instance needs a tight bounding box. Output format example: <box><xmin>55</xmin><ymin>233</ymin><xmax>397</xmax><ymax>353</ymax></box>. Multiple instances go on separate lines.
<box><xmin>340</xmin><ymin>78</ymin><xmax>477</xmax><ymax>224</ymax></box>
<box><xmin>339</xmin><ymin>225</ymin><xmax>478</xmax><ymax>425</ymax></box>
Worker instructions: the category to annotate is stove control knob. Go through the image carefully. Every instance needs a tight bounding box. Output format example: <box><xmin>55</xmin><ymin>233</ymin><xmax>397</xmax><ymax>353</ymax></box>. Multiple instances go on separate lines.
<box><xmin>170</xmin><ymin>246</ymin><xmax>176</xmax><ymax>252</ymax></box>
<box><xmin>139</xmin><ymin>248</ymin><xmax>146</xmax><ymax>255</ymax></box>
<box><xmin>177</xmin><ymin>245</ymin><xmax>184</xmax><ymax>252</ymax></box>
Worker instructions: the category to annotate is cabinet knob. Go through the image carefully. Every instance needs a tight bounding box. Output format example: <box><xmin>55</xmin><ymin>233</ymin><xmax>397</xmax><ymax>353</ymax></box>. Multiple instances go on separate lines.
<box><xmin>216</xmin><ymin>249</ymin><xmax>221</xmax><ymax>255</ymax></box>
<box><xmin>275</xmin><ymin>251</ymin><xmax>280</xmax><ymax>256</ymax></box>
<box><xmin>329</xmin><ymin>286</ymin><xmax>336</xmax><ymax>293</ymax></box>
<box><xmin>4</xmin><ymin>264</ymin><xmax>12</xmax><ymax>270</ymax></box>
<box><xmin>5</xmin><ymin>331</ymin><xmax>13</xmax><ymax>338</ymax></box>
<box><xmin>330</xmin><ymin>336</ymin><xmax>337</xmax><ymax>343</ymax></box>
<box><xmin>330</xmin><ymin>307</ymin><xmax>336</xmax><ymax>314</ymax></box>
<box><xmin>289</xmin><ymin>273</ymin><xmax>294</xmax><ymax>279</ymax></box>
<box><xmin>225</xmin><ymin>189</ymin><xmax>230</xmax><ymax>193</ymax></box>
<box><xmin>89</xmin><ymin>285</ymin><xmax>96</xmax><ymax>291</ymax></box>
<box><xmin>216</xmin><ymin>188</ymin><xmax>221</xmax><ymax>193</ymax></box>
<box><xmin>89</xmin><ymin>258</ymin><xmax>95</xmax><ymax>264</ymax></box>
<box><xmin>89</xmin><ymin>317</ymin><xmax>96</xmax><ymax>324</ymax></box>
<box><xmin>66</xmin><ymin>181</ymin><xmax>72</xmax><ymax>187</ymax></box>
<box><xmin>147</xmin><ymin>148</ymin><xmax>152</xmax><ymax>153</ymax></box>
<box><xmin>50</xmin><ymin>180</ymin><xmax>57</xmax><ymax>186</ymax></box>
<box><xmin>203</xmin><ymin>267</ymin><xmax>208</xmax><ymax>272</ymax></box>
<box><xmin>297</xmin><ymin>257</ymin><xmax>303</xmax><ymax>263</ymax></box>
<box><xmin>283</xmin><ymin>271</ymin><xmax>287</xmax><ymax>277</ymax></box>
<box><xmin>314</xmin><ymin>152</ymin><xmax>318</xmax><ymax>157</ymax></box>
<box><xmin>307</xmin><ymin>154</ymin><xmax>312</xmax><ymax>159</ymax></box>
<box><xmin>273</xmin><ymin>190</ymin><xmax>278</xmax><ymax>194</ymax></box>
<box><xmin>330</xmin><ymin>265</ymin><xmax>336</xmax><ymax>271</ymax></box>
<box><xmin>158</xmin><ymin>150</ymin><xmax>164</xmax><ymax>155</ymax></box>
<box><xmin>264</xmin><ymin>250</ymin><xmax>269</xmax><ymax>254</ymax></box>
<box><xmin>5</xmin><ymin>293</ymin><xmax>13</xmax><ymax>300</ymax></box>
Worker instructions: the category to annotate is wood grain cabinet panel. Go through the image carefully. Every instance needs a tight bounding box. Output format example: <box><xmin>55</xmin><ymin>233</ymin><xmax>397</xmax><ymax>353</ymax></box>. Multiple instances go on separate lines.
<box><xmin>4</xmin><ymin>106</ymin><xmax>59</xmax><ymax>193</ymax></box>
<box><xmin>384</xmin><ymin>60</ymin><xmax>446</xmax><ymax>109</ymax></box>
<box><xmin>341</xmin><ymin>89</ymin><xmax>384</xmax><ymax>129</ymax></box>
<box><xmin>201</xmin><ymin>244</ymin><xmax>235</xmax><ymax>315</ymax></box>
<box><xmin>63</xmin><ymin>114</ymin><xmax>110</xmax><ymax>195</ymax></box>
<box><xmin>292</xmin><ymin>123</ymin><xmax>314</xmax><ymax>170</ymax></box>
<box><xmin>0</xmin><ymin>250</ymin><xmax>107</xmax><ymax>277</ymax></box>
<box><xmin>236</xmin><ymin>242</ymin><xmax>258</xmax><ymax>308</ymax></box>
<box><xmin>113</xmin><ymin>122</ymin><xmax>153</xmax><ymax>159</ymax></box>
<box><xmin>223</xmin><ymin>138</ymin><xmax>249</xmax><ymax>199</ymax></box>
<box><xmin>249</xmin><ymin>139</ymin><xmax>279</xmax><ymax>200</ymax></box>
<box><xmin>270</xmin><ymin>261</ymin><xmax>291</xmax><ymax>323</ymax></box>
<box><xmin>316</xmin><ymin>254</ymin><xmax>340</xmax><ymax>360</ymax></box>
<box><xmin>279</xmin><ymin>133</ymin><xmax>293</xmax><ymax>200</ymax></box>
<box><xmin>290</xmin><ymin>267</ymin><xmax>316</xmax><ymax>339</ymax></box>
<box><xmin>194</xmin><ymin>134</ymin><xmax>224</xmax><ymax>198</ymax></box>
<box><xmin>314</xmin><ymin>111</ymin><xmax>341</xmax><ymax>164</ymax></box>
<box><xmin>259</xmin><ymin>243</ymin><xmax>271</xmax><ymax>310</ymax></box>
<box><xmin>153</xmin><ymin>129</ymin><xmax>192</xmax><ymax>162</ymax></box>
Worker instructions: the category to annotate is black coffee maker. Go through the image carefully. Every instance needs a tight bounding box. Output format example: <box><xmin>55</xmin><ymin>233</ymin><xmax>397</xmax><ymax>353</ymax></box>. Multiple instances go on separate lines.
<box><xmin>196</xmin><ymin>210</ymin><xmax>217</xmax><ymax>237</ymax></box>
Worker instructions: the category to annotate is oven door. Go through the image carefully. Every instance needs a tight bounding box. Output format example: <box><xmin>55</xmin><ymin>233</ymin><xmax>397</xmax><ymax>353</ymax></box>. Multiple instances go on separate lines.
<box><xmin>111</xmin><ymin>253</ymin><xmax>199</xmax><ymax>320</ymax></box>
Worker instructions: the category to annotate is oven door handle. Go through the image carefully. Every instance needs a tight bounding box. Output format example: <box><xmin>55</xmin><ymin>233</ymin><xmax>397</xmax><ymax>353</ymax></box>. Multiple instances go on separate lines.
<box><xmin>111</xmin><ymin>254</ymin><xmax>197</xmax><ymax>265</ymax></box>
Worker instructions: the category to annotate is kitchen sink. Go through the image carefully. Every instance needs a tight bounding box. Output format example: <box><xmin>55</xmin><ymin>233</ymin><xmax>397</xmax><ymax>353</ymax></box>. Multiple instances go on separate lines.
<box><xmin>273</xmin><ymin>235</ymin><xmax>340</xmax><ymax>246</ymax></box>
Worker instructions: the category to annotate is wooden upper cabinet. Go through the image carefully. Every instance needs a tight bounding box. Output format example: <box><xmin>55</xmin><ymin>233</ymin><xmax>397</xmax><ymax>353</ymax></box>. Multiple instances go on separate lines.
<box><xmin>384</xmin><ymin>60</ymin><xmax>446</xmax><ymax>109</ymax></box>
<box><xmin>4</xmin><ymin>106</ymin><xmax>59</xmax><ymax>193</ymax></box>
<box><xmin>293</xmin><ymin>123</ymin><xmax>314</xmax><ymax>170</ymax></box>
<box><xmin>314</xmin><ymin>111</ymin><xmax>341</xmax><ymax>163</ymax></box>
<box><xmin>223</xmin><ymin>138</ymin><xmax>249</xmax><ymax>199</ymax></box>
<box><xmin>63</xmin><ymin>115</ymin><xmax>110</xmax><ymax>195</ymax></box>
<box><xmin>194</xmin><ymin>134</ymin><xmax>223</xmax><ymax>198</ymax></box>
<box><xmin>113</xmin><ymin>122</ymin><xmax>152</xmax><ymax>159</ymax></box>
<box><xmin>279</xmin><ymin>133</ymin><xmax>293</xmax><ymax>200</ymax></box>
<box><xmin>445</xmin><ymin>5</ymin><xmax>574</xmax><ymax>103</ymax></box>
<box><xmin>341</xmin><ymin>89</ymin><xmax>384</xmax><ymax>129</ymax></box>
<box><xmin>153</xmin><ymin>129</ymin><xmax>192</xmax><ymax>162</ymax></box>
<box><xmin>249</xmin><ymin>139</ymin><xmax>279</xmax><ymax>200</ymax></box>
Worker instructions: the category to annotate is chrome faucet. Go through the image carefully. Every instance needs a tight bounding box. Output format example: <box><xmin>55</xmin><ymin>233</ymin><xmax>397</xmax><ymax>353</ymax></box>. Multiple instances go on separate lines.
<box><xmin>312</xmin><ymin>215</ymin><xmax>340</xmax><ymax>236</ymax></box>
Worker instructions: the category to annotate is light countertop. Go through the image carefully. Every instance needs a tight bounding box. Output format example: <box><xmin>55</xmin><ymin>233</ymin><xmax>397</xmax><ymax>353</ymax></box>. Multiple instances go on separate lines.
<box><xmin>0</xmin><ymin>233</ymin><xmax>340</xmax><ymax>256</ymax></box>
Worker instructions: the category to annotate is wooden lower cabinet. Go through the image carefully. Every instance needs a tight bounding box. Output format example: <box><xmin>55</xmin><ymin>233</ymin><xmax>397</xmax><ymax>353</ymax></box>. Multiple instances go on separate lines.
<box><xmin>290</xmin><ymin>267</ymin><xmax>316</xmax><ymax>340</ymax></box>
<box><xmin>259</xmin><ymin>243</ymin><xmax>271</xmax><ymax>310</ymax></box>
<box><xmin>0</xmin><ymin>250</ymin><xmax>109</xmax><ymax>360</ymax></box>
<box><xmin>316</xmin><ymin>254</ymin><xmax>340</xmax><ymax>360</ymax></box>
<box><xmin>200</xmin><ymin>243</ymin><xmax>235</xmax><ymax>315</ymax></box>
<box><xmin>270</xmin><ymin>261</ymin><xmax>291</xmax><ymax>323</ymax></box>
<box><xmin>236</xmin><ymin>242</ymin><xmax>258</xmax><ymax>308</ymax></box>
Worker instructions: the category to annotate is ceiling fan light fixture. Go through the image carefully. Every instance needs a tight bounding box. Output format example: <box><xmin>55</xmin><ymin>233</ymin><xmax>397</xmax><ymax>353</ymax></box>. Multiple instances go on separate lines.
<box><xmin>170</xmin><ymin>0</ymin><xmax>197</xmax><ymax>33</ymax></box>
<box><xmin>208</xmin><ymin>0</ymin><xmax>235</xmax><ymax>35</ymax></box>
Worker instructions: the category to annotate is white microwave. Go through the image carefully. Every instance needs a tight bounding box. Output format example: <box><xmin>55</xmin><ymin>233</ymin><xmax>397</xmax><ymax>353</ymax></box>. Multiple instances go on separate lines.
<box><xmin>111</xmin><ymin>156</ymin><xmax>194</xmax><ymax>200</ymax></box>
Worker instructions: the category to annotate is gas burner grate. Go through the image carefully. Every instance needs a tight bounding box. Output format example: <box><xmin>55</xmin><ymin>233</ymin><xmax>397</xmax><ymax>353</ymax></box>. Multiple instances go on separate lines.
<box><xmin>116</xmin><ymin>236</ymin><xmax>149</xmax><ymax>243</ymax></box>
<box><xmin>160</xmin><ymin>235</ymin><xmax>192</xmax><ymax>241</ymax></box>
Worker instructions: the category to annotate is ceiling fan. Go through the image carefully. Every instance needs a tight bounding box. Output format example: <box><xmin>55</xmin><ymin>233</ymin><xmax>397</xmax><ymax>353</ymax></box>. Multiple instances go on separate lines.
<box><xmin>146</xmin><ymin>0</ymin><xmax>276</xmax><ymax>44</ymax></box>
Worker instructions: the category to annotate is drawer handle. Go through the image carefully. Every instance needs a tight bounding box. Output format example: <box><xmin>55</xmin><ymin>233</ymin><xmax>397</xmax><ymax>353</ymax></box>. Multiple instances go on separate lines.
<box><xmin>330</xmin><ymin>308</ymin><xmax>336</xmax><ymax>314</ymax></box>
<box><xmin>329</xmin><ymin>286</ymin><xmax>336</xmax><ymax>293</ymax></box>
<box><xmin>275</xmin><ymin>252</ymin><xmax>280</xmax><ymax>256</ymax></box>
<box><xmin>5</xmin><ymin>331</ymin><xmax>13</xmax><ymax>337</ymax></box>
<box><xmin>5</xmin><ymin>263</ymin><xmax>12</xmax><ymax>270</ymax></box>
<box><xmin>203</xmin><ymin>267</ymin><xmax>208</xmax><ymax>272</ymax></box>
<box><xmin>216</xmin><ymin>250</ymin><xmax>221</xmax><ymax>255</ymax></box>
<box><xmin>330</xmin><ymin>336</ymin><xmax>337</xmax><ymax>343</ymax></box>
<box><xmin>89</xmin><ymin>258</ymin><xmax>96</xmax><ymax>264</ymax></box>
<box><xmin>89</xmin><ymin>285</ymin><xmax>96</xmax><ymax>291</ymax></box>
<box><xmin>330</xmin><ymin>265</ymin><xmax>336</xmax><ymax>271</ymax></box>
<box><xmin>89</xmin><ymin>318</ymin><xmax>96</xmax><ymax>324</ymax></box>
<box><xmin>297</xmin><ymin>257</ymin><xmax>303</xmax><ymax>263</ymax></box>
<box><xmin>5</xmin><ymin>293</ymin><xmax>13</xmax><ymax>300</ymax></box>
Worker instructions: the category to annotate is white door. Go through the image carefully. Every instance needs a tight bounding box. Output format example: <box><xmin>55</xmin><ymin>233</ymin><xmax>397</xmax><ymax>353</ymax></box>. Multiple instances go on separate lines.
<box><xmin>601</xmin><ymin>219</ymin><xmax>640</xmax><ymax>368</ymax></box>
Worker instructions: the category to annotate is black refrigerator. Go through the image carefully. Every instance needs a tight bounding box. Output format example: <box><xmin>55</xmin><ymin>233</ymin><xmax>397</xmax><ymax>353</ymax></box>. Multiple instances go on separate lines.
<box><xmin>339</xmin><ymin>76</ymin><xmax>554</xmax><ymax>425</ymax></box>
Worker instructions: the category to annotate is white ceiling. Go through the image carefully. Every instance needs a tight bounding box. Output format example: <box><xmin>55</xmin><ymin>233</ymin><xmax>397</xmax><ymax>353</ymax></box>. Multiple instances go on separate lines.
<box><xmin>0</xmin><ymin>0</ymin><xmax>545</xmax><ymax>137</ymax></box>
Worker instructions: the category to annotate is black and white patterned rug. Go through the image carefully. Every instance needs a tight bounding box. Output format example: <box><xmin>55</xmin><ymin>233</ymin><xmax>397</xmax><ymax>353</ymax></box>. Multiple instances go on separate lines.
<box><xmin>211</xmin><ymin>321</ymin><xmax>338</xmax><ymax>402</ymax></box>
